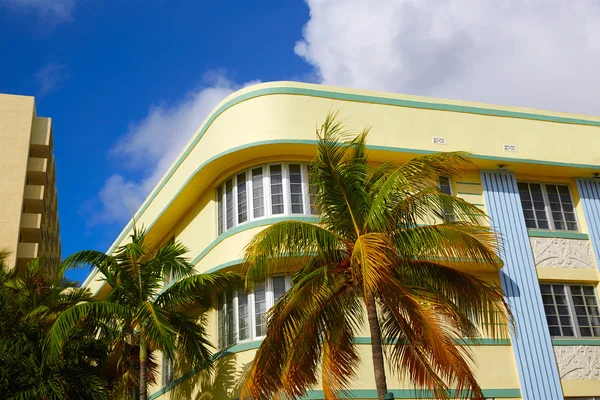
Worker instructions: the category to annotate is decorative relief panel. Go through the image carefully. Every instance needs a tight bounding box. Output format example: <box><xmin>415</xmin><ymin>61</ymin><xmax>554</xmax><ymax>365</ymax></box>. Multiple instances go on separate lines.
<box><xmin>554</xmin><ymin>346</ymin><xmax>600</xmax><ymax>380</ymax></box>
<box><xmin>530</xmin><ymin>237</ymin><xmax>595</xmax><ymax>269</ymax></box>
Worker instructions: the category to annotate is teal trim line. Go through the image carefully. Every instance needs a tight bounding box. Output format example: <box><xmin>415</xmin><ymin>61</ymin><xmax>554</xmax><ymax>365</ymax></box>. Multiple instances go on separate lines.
<box><xmin>148</xmin><ymin>336</ymin><xmax>512</xmax><ymax>399</ymax></box>
<box><xmin>191</xmin><ymin>215</ymin><xmax>320</xmax><ymax>266</ymax></box>
<box><xmin>157</xmin><ymin>215</ymin><xmax>320</xmax><ymax>296</ymax></box>
<box><xmin>352</xmin><ymin>337</ymin><xmax>510</xmax><ymax>346</ymax></box>
<box><xmin>552</xmin><ymin>338</ymin><xmax>600</xmax><ymax>346</ymax></box>
<box><xmin>456</xmin><ymin>181</ymin><xmax>481</xmax><ymax>186</ymax></box>
<box><xmin>527</xmin><ymin>230</ymin><xmax>589</xmax><ymax>240</ymax></box>
<box><xmin>457</xmin><ymin>191</ymin><xmax>482</xmax><ymax>196</ymax></box>
<box><xmin>303</xmin><ymin>388</ymin><xmax>521</xmax><ymax>399</ymax></box>
<box><xmin>84</xmin><ymin>83</ymin><xmax>600</xmax><ymax>291</ymax></box>
<box><xmin>472</xmin><ymin>203</ymin><xmax>486</xmax><ymax>207</ymax></box>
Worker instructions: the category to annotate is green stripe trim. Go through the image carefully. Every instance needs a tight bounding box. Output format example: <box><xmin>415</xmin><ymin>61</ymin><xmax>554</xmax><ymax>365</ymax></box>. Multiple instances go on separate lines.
<box><xmin>83</xmin><ymin>84</ymin><xmax>600</xmax><ymax>291</ymax></box>
<box><xmin>148</xmin><ymin>337</ymin><xmax>511</xmax><ymax>399</ymax></box>
<box><xmin>352</xmin><ymin>337</ymin><xmax>510</xmax><ymax>346</ymax></box>
<box><xmin>457</xmin><ymin>191</ymin><xmax>482</xmax><ymax>196</ymax></box>
<box><xmin>157</xmin><ymin>215</ymin><xmax>320</xmax><ymax>296</ymax></box>
<box><xmin>527</xmin><ymin>230</ymin><xmax>589</xmax><ymax>240</ymax></box>
<box><xmin>455</xmin><ymin>181</ymin><xmax>481</xmax><ymax>186</ymax></box>
<box><xmin>472</xmin><ymin>203</ymin><xmax>486</xmax><ymax>207</ymax></box>
<box><xmin>302</xmin><ymin>388</ymin><xmax>521</xmax><ymax>399</ymax></box>
<box><xmin>552</xmin><ymin>338</ymin><xmax>600</xmax><ymax>346</ymax></box>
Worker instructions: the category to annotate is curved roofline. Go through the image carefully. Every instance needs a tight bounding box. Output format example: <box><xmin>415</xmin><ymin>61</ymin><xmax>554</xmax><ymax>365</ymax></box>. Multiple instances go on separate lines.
<box><xmin>82</xmin><ymin>81</ymin><xmax>600</xmax><ymax>288</ymax></box>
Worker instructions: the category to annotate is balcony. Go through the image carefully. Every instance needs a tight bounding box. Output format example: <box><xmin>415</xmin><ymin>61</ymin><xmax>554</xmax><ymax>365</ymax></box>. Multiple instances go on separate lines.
<box><xmin>20</xmin><ymin>213</ymin><xmax>42</xmax><ymax>243</ymax></box>
<box><xmin>17</xmin><ymin>242</ymin><xmax>39</xmax><ymax>262</ymax></box>
<box><xmin>23</xmin><ymin>185</ymin><xmax>45</xmax><ymax>214</ymax></box>
<box><xmin>30</xmin><ymin>117</ymin><xmax>52</xmax><ymax>158</ymax></box>
<box><xmin>26</xmin><ymin>157</ymin><xmax>48</xmax><ymax>185</ymax></box>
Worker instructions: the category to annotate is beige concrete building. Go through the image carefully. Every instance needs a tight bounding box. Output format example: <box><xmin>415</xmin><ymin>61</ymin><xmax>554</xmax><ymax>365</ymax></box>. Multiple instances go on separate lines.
<box><xmin>0</xmin><ymin>93</ymin><xmax>61</xmax><ymax>269</ymax></box>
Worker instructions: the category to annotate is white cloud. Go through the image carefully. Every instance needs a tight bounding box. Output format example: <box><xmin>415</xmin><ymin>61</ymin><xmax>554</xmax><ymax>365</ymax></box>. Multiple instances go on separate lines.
<box><xmin>1</xmin><ymin>0</ymin><xmax>75</xmax><ymax>22</ymax></box>
<box><xmin>88</xmin><ymin>72</ymin><xmax>254</xmax><ymax>226</ymax></box>
<box><xmin>34</xmin><ymin>63</ymin><xmax>70</xmax><ymax>96</ymax></box>
<box><xmin>296</xmin><ymin>0</ymin><xmax>600</xmax><ymax>115</ymax></box>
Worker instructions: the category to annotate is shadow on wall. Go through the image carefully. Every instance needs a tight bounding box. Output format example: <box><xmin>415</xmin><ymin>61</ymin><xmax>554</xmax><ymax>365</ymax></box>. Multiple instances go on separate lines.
<box><xmin>170</xmin><ymin>354</ymin><xmax>250</xmax><ymax>399</ymax></box>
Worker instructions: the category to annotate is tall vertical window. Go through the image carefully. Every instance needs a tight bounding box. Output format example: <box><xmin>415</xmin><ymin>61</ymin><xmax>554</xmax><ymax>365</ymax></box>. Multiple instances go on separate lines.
<box><xmin>237</xmin><ymin>172</ymin><xmax>247</xmax><ymax>224</ymax></box>
<box><xmin>217</xmin><ymin>276</ymin><xmax>290</xmax><ymax>348</ymax></box>
<box><xmin>307</xmin><ymin>165</ymin><xmax>317</xmax><ymax>214</ymax></box>
<box><xmin>216</xmin><ymin>163</ymin><xmax>317</xmax><ymax>235</ymax></box>
<box><xmin>272</xmin><ymin>276</ymin><xmax>286</xmax><ymax>304</ymax></box>
<box><xmin>161</xmin><ymin>355</ymin><xmax>173</xmax><ymax>387</ymax></box>
<box><xmin>252</xmin><ymin>167</ymin><xmax>265</xmax><ymax>218</ymax></box>
<box><xmin>289</xmin><ymin>164</ymin><xmax>304</xmax><ymax>214</ymax></box>
<box><xmin>270</xmin><ymin>165</ymin><xmax>284</xmax><ymax>215</ymax></box>
<box><xmin>225</xmin><ymin>179</ymin><xmax>234</xmax><ymax>230</ymax></box>
<box><xmin>254</xmin><ymin>282</ymin><xmax>267</xmax><ymax>337</ymax></box>
<box><xmin>438</xmin><ymin>177</ymin><xmax>455</xmax><ymax>222</ymax></box>
<box><xmin>517</xmin><ymin>182</ymin><xmax>578</xmax><ymax>231</ymax></box>
<box><xmin>217</xmin><ymin>187</ymin><xmax>223</xmax><ymax>235</ymax></box>
<box><xmin>540</xmin><ymin>283</ymin><xmax>600</xmax><ymax>337</ymax></box>
<box><xmin>217</xmin><ymin>292</ymin><xmax>235</xmax><ymax>348</ymax></box>
<box><xmin>238</xmin><ymin>290</ymin><xmax>250</xmax><ymax>341</ymax></box>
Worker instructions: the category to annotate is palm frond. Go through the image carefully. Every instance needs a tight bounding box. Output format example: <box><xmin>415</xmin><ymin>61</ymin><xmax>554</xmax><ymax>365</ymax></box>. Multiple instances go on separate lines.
<box><xmin>156</xmin><ymin>271</ymin><xmax>241</xmax><ymax>310</ymax></box>
<box><xmin>244</xmin><ymin>220</ymin><xmax>343</xmax><ymax>285</ymax></box>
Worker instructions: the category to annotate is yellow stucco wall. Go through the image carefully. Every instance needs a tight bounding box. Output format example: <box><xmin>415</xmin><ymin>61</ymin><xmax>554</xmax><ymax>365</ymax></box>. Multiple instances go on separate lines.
<box><xmin>82</xmin><ymin>81</ymin><xmax>600</xmax><ymax>399</ymax></box>
<box><xmin>0</xmin><ymin>94</ymin><xmax>35</xmax><ymax>267</ymax></box>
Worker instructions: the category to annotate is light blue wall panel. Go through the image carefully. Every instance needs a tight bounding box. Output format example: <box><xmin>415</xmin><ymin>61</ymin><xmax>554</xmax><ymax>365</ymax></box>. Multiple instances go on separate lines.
<box><xmin>576</xmin><ymin>179</ymin><xmax>600</xmax><ymax>267</ymax></box>
<box><xmin>480</xmin><ymin>171</ymin><xmax>563</xmax><ymax>400</ymax></box>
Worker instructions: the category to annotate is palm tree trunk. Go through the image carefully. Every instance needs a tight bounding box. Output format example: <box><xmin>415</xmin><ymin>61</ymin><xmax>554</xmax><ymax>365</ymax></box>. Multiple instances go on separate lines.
<box><xmin>365</xmin><ymin>291</ymin><xmax>389</xmax><ymax>400</ymax></box>
<box><xmin>139</xmin><ymin>339</ymin><xmax>148</xmax><ymax>400</ymax></box>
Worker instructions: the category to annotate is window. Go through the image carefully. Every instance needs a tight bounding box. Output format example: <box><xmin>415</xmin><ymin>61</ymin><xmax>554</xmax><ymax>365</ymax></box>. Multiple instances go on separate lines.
<box><xmin>438</xmin><ymin>177</ymin><xmax>455</xmax><ymax>222</ymax></box>
<box><xmin>237</xmin><ymin>172</ymin><xmax>247</xmax><ymax>224</ymax></box>
<box><xmin>216</xmin><ymin>163</ymin><xmax>316</xmax><ymax>235</ymax></box>
<box><xmin>217</xmin><ymin>276</ymin><xmax>290</xmax><ymax>348</ymax></box>
<box><xmin>162</xmin><ymin>355</ymin><xmax>173</xmax><ymax>386</ymax></box>
<box><xmin>270</xmin><ymin>165</ymin><xmax>284</xmax><ymax>215</ymax></box>
<box><xmin>517</xmin><ymin>182</ymin><xmax>578</xmax><ymax>231</ymax></box>
<box><xmin>540</xmin><ymin>284</ymin><xmax>600</xmax><ymax>337</ymax></box>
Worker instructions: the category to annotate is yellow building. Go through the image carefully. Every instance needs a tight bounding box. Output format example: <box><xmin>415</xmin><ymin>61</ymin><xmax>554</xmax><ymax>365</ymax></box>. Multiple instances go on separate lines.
<box><xmin>83</xmin><ymin>82</ymin><xmax>600</xmax><ymax>399</ymax></box>
<box><xmin>0</xmin><ymin>94</ymin><xmax>61</xmax><ymax>268</ymax></box>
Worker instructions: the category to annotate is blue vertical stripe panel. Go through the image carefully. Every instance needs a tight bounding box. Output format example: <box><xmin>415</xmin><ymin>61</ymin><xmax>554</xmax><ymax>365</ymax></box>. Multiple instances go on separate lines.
<box><xmin>480</xmin><ymin>171</ymin><xmax>563</xmax><ymax>400</ymax></box>
<box><xmin>576</xmin><ymin>179</ymin><xmax>600</xmax><ymax>267</ymax></box>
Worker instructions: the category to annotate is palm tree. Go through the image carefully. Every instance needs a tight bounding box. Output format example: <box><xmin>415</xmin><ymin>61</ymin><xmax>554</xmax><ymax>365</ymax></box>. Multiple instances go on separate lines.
<box><xmin>0</xmin><ymin>256</ymin><xmax>110</xmax><ymax>399</ymax></box>
<box><xmin>241</xmin><ymin>114</ymin><xmax>512</xmax><ymax>400</ymax></box>
<box><xmin>49</xmin><ymin>227</ymin><xmax>240</xmax><ymax>400</ymax></box>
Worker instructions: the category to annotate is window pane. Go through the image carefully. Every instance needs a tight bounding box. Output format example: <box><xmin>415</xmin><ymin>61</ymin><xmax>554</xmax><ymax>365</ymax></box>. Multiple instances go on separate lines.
<box><xmin>226</xmin><ymin>293</ymin><xmax>235</xmax><ymax>345</ymax></box>
<box><xmin>517</xmin><ymin>182</ymin><xmax>549</xmax><ymax>230</ymax></box>
<box><xmin>439</xmin><ymin>177</ymin><xmax>452</xmax><ymax>195</ymax></box>
<box><xmin>289</xmin><ymin>164</ymin><xmax>304</xmax><ymax>214</ymax></box>
<box><xmin>540</xmin><ymin>284</ymin><xmax>575</xmax><ymax>337</ymax></box>
<box><xmin>238</xmin><ymin>290</ymin><xmax>250</xmax><ymax>341</ymax></box>
<box><xmin>237</xmin><ymin>173</ymin><xmax>247</xmax><ymax>224</ymax></box>
<box><xmin>270</xmin><ymin>165</ymin><xmax>284</xmax><ymax>215</ymax></box>
<box><xmin>252</xmin><ymin>168</ymin><xmax>265</xmax><ymax>218</ymax></box>
<box><xmin>548</xmin><ymin>184</ymin><xmax>578</xmax><ymax>231</ymax></box>
<box><xmin>225</xmin><ymin>179</ymin><xmax>234</xmax><ymax>229</ymax></box>
<box><xmin>218</xmin><ymin>293</ymin><xmax>226</xmax><ymax>348</ymax></box>
<box><xmin>255</xmin><ymin>282</ymin><xmax>267</xmax><ymax>337</ymax></box>
<box><xmin>217</xmin><ymin>186</ymin><xmax>223</xmax><ymax>235</ymax></box>
<box><xmin>273</xmin><ymin>276</ymin><xmax>286</xmax><ymax>304</ymax></box>
<box><xmin>307</xmin><ymin>165</ymin><xmax>317</xmax><ymax>214</ymax></box>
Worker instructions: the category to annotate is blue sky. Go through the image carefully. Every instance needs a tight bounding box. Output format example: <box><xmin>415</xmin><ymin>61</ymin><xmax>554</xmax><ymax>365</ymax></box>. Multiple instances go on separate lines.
<box><xmin>1</xmin><ymin>0</ymin><xmax>599</xmax><ymax>283</ymax></box>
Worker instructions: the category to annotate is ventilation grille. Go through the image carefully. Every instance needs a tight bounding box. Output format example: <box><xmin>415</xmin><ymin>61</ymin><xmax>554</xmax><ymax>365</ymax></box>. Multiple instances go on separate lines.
<box><xmin>432</xmin><ymin>136</ymin><xmax>447</xmax><ymax>145</ymax></box>
<box><xmin>503</xmin><ymin>144</ymin><xmax>518</xmax><ymax>152</ymax></box>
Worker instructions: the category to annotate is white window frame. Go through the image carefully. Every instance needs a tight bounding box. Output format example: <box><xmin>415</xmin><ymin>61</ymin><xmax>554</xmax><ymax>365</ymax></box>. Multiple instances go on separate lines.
<box><xmin>217</xmin><ymin>275</ymin><xmax>291</xmax><ymax>348</ymax></box>
<box><xmin>517</xmin><ymin>181</ymin><xmax>579</xmax><ymax>232</ymax></box>
<box><xmin>215</xmin><ymin>162</ymin><xmax>316</xmax><ymax>236</ymax></box>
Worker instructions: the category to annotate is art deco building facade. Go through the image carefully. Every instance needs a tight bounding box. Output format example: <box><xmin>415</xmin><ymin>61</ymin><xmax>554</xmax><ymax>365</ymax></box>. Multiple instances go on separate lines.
<box><xmin>0</xmin><ymin>94</ymin><xmax>61</xmax><ymax>268</ymax></box>
<box><xmin>84</xmin><ymin>82</ymin><xmax>600</xmax><ymax>400</ymax></box>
